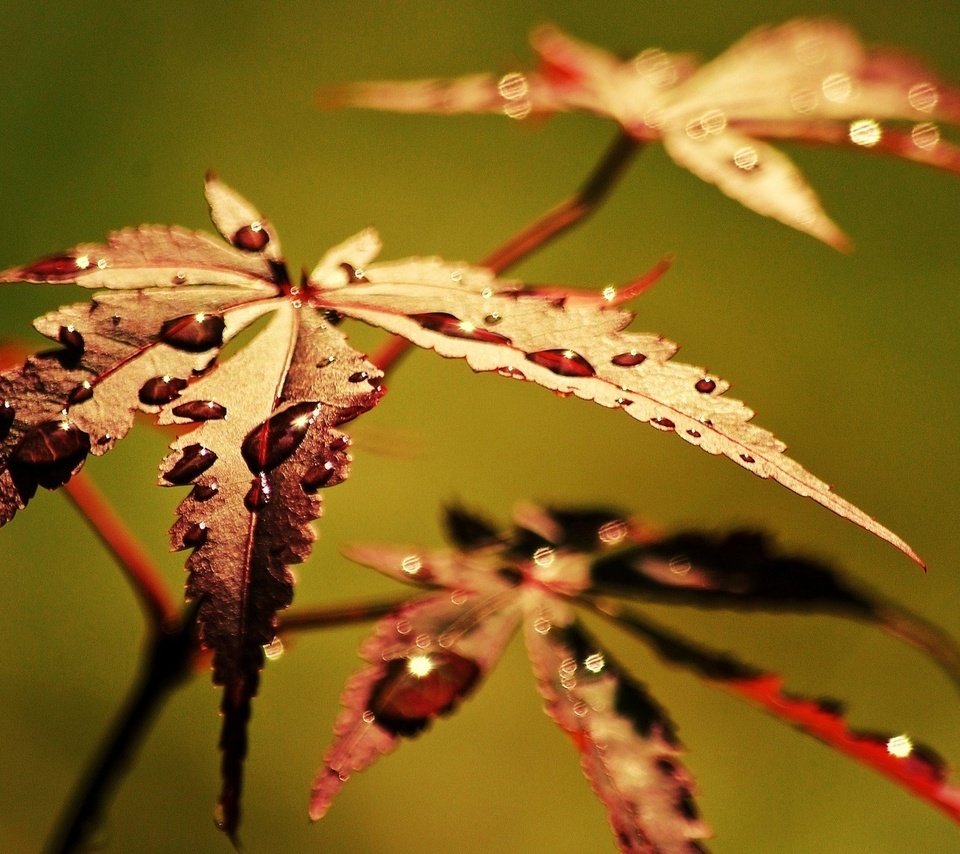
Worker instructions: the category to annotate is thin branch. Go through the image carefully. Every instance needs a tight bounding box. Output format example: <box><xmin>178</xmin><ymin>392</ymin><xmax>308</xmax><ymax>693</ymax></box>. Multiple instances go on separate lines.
<box><xmin>482</xmin><ymin>130</ymin><xmax>642</xmax><ymax>275</ymax></box>
<box><xmin>279</xmin><ymin>594</ymin><xmax>411</xmax><ymax>633</ymax></box>
<box><xmin>63</xmin><ymin>473</ymin><xmax>179</xmax><ymax>628</ymax></box>
<box><xmin>45</xmin><ymin>609</ymin><xmax>199</xmax><ymax>854</ymax></box>
<box><xmin>370</xmin><ymin>129</ymin><xmax>643</xmax><ymax>376</ymax></box>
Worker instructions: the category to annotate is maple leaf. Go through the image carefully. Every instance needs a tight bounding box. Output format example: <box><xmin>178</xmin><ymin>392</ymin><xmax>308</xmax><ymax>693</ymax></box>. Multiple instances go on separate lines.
<box><xmin>318</xmin><ymin>18</ymin><xmax>960</xmax><ymax>248</ymax></box>
<box><xmin>0</xmin><ymin>172</ymin><xmax>925</xmax><ymax>837</ymax></box>
<box><xmin>315</xmin><ymin>505</ymin><xmax>960</xmax><ymax>850</ymax></box>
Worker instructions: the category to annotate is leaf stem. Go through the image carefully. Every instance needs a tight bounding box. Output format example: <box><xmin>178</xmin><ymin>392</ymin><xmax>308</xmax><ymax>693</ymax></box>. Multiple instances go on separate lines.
<box><xmin>278</xmin><ymin>594</ymin><xmax>411</xmax><ymax>633</ymax></box>
<box><xmin>369</xmin><ymin>129</ymin><xmax>642</xmax><ymax>374</ymax></box>
<box><xmin>63</xmin><ymin>472</ymin><xmax>179</xmax><ymax>628</ymax></box>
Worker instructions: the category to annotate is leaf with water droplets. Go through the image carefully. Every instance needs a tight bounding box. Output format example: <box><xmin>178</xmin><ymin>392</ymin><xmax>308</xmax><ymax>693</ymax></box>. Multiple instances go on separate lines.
<box><xmin>312</xmin><ymin>251</ymin><xmax>922</xmax><ymax>567</ymax></box>
<box><xmin>599</xmin><ymin>602</ymin><xmax>960</xmax><ymax>824</ymax></box>
<box><xmin>309</xmin><ymin>592</ymin><xmax>520</xmax><ymax>821</ymax></box>
<box><xmin>524</xmin><ymin>606</ymin><xmax>710</xmax><ymax>852</ymax></box>
<box><xmin>319</xmin><ymin>19</ymin><xmax>960</xmax><ymax>246</ymax></box>
<box><xmin>157</xmin><ymin>305</ymin><xmax>380</xmax><ymax>839</ymax></box>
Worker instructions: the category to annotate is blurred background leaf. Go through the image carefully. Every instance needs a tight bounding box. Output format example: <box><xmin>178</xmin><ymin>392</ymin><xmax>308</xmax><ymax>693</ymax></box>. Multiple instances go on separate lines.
<box><xmin>0</xmin><ymin>1</ymin><xmax>957</xmax><ymax>852</ymax></box>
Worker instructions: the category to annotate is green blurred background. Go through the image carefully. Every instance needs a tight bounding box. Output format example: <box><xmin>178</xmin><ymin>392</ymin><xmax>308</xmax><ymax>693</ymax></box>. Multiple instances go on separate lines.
<box><xmin>1</xmin><ymin>2</ymin><xmax>958</xmax><ymax>852</ymax></box>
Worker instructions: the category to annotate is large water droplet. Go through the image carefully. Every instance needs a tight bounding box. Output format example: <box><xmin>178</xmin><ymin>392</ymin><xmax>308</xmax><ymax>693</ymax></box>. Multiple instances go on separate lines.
<box><xmin>232</xmin><ymin>222</ymin><xmax>270</xmax><ymax>252</ymax></box>
<box><xmin>244</xmin><ymin>472</ymin><xmax>272</xmax><ymax>511</ymax></box>
<box><xmin>328</xmin><ymin>435</ymin><xmax>350</xmax><ymax>453</ymax></box>
<box><xmin>0</xmin><ymin>401</ymin><xmax>14</xmax><ymax>440</ymax></box>
<box><xmin>651</xmin><ymin>417</ymin><xmax>675</xmax><ymax>431</ymax></box>
<box><xmin>411</xmin><ymin>312</ymin><xmax>512</xmax><ymax>345</ymax></box>
<box><xmin>58</xmin><ymin>325</ymin><xmax>84</xmax><ymax>352</ymax></box>
<box><xmin>159</xmin><ymin>313</ymin><xmax>226</xmax><ymax>352</ymax></box>
<box><xmin>611</xmin><ymin>351</ymin><xmax>646</xmax><ymax>367</ymax></box>
<box><xmin>163</xmin><ymin>444</ymin><xmax>217</xmax><ymax>485</ymax></box>
<box><xmin>695</xmin><ymin>378</ymin><xmax>716</xmax><ymax>394</ymax></box>
<box><xmin>11</xmin><ymin>419</ymin><xmax>91</xmax><ymax>486</ymax></box>
<box><xmin>23</xmin><ymin>254</ymin><xmax>87</xmax><ymax>281</ymax></box>
<box><xmin>526</xmin><ymin>349</ymin><xmax>595</xmax><ymax>377</ymax></box>
<box><xmin>369</xmin><ymin>651</ymin><xmax>481</xmax><ymax>737</ymax></box>
<box><xmin>139</xmin><ymin>375</ymin><xmax>188</xmax><ymax>406</ymax></box>
<box><xmin>171</xmin><ymin>400</ymin><xmax>227</xmax><ymax>421</ymax></box>
<box><xmin>241</xmin><ymin>401</ymin><xmax>320</xmax><ymax>474</ymax></box>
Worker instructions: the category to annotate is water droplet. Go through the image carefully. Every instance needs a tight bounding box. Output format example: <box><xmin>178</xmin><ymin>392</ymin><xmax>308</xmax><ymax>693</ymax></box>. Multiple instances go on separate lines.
<box><xmin>328</xmin><ymin>435</ymin><xmax>350</xmax><ymax>453</ymax></box>
<box><xmin>695</xmin><ymin>378</ymin><xmax>716</xmax><ymax>394</ymax></box>
<box><xmin>533</xmin><ymin>616</ymin><xmax>552</xmax><ymax>635</ymax></box>
<box><xmin>822</xmin><ymin>72</ymin><xmax>852</xmax><ymax>103</ymax></box>
<box><xmin>699</xmin><ymin>109</ymin><xmax>726</xmax><ymax>134</ymax></box>
<box><xmin>23</xmin><ymin>254</ymin><xmax>89</xmax><ymax>281</ymax></box>
<box><xmin>414</xmin><ymin>633</ymin><xmax>432</xmax><ymax>649</ymax></box>
<box><xmin>159</xmin><ymin>313</ymin><xmax>226</xmax><ymax>352</ymax></box>
<box><xmin>241</xmin><ymin>401</ymin><xmax>321</xmax><ymax>474</ymax></box>
<box><xmin>111</xmin><ymin>314</ymin><xmax>121</xmax><ymax>326</ymax></box>
<box><xmin>911</xmin><ymin>121</ymin><xmax>940</xmax><ymax>150</ymax></box>
<box><xmin>400</xmin><ymin>555</ymin><xmax>422</xmax><ymax>575</ymax></box>
<box><xmin>739</xmin><ymin>453</ymin><xmax>755</xmax><ymax>464</ymax></box>
<box><xmin>190</xmin><ymin>482</ymin><xmax>219</xmax><ymax>502</ymax></box>
<box><xmin>348</xmin><ymin>371</ymin><xmax>369</xmax><ymax>383</ymax></box>
<box><xmin>483</xmin><ymin>312</ymin><xmax>502</xmax><ymax>325</ymax></box>
<box><xmin>139</xmin><ymin>375</ymin><xmax>188</xmax><ymax>406</ymax></box>
<box><xmin>361</xmin><ymin>710</ymin><xmax>376</xmax><ymax>724</ymax></box>
<box><xmin>395</xmin><ymin>619</ymin><xmax>412</xmax><ymax>635</ymax></box>
<box><xmin>908</xmin><ymin>81</ymin><xmax>939</xmax><ymax>113</ymax></box>
<box><xmin>686</xmin><ymin>429</ymin><xmax>702</xmax><ymax>439</ymax></box>
<box><xmin>584</xmin><ymin>652</ymin><xmax>605</xmax><ymax>673</ymax></box>
<box><xmin>733</xmin><ymin>146</ymin><xmax>759</xmax><ymax>171</ymax></box>
<box><xmin>615</xmin><ymin>397</ymin><xmax>633</xmax><ymax>407</ymax></box>
<box><xmin>163</xmin><ymin>444</ymin><xmax>217</xmax><ymax>485</ymax></box>
<box><xmin>171</xmin><ymin>400</ymin><xmax>227</xmax><ymax>421</ymax></box>
<box><xmin>369</xmin><ymin>651</ymin><xmax>481</xmax><ymax>736</ymax></box>
<box><xmin>887</xmin><ymin>733</ymin><xmax>913</xmax><ymax>758</ymax></box>
<box><xmin>849</xmin><ymin>118</ymin><xmax>881</xmax><ymax>147</ymax></box>
<box><xmin>411</xmin><ymin>312</ymin><xmax>512</xmax><ymax>345</ymax></box>
<box><xmin>790</xmin><ymin>87</ymin><xmax>819</xmax><ymax>114</ymax></box>
<box><xmin>526</xmin><ymin>349</ymin><xmax>595</xmax><ymax>377</ymax></box>
<box><xmin>11</xmin><ymin>420</ymin><xmax>91</xmax><ymax>483</ymax></box>
<box><xmin>497</xmin><ymin>367</ymin><xmax>526</xmax><ymax>381</ymax></box>
<box><xmin>232</xmin><ymin>222</ymin><xmax>270</xmax><ymax>252</ymax></box>
<box><xmin>244</xmin><ymin>472</ymin><xmax>272</xmax><ymax>511</ymax></box>
<box><xmin>450</xmin><ymin>590</ymin><xmax>468</xmax><ymax>606</ymax></box>
<box><xmin>316</xmin><ymin>355</ymin><xmax>337</xmax><ymax>368</ymax></box>
<box><xmin>651</xmin><ymin>417</ymin><xmax>675</xmax><ymax>431</ymax></box>
<box><xmin>182</xmin><ymin>522</ymin><xmax>208</xmax><ymax>548</ymax></box>
<box><xmin>263</xmin><ymin>637</ymin><xmax>285</xmax><ymax>660</ymax></box>
<box><xmin>339</xmin><ymin>262</ymin><xmax>366</xmax><ymax>283</ymax></box>
<box><xmin>0</xmin><ymin>401</ymin><xmax>14</xmax><ymax>440</ymax></box>
<box><xmin>172</xmin><ymin>272</ymin><xmax>187</xmax><ymax>285</ymax></box>
<box><xmin>669</xmin><ymin>555</ymin><xmax>691</xmax><ymax>576</ymax></box>
<box><xmin>301</xmin><ymin>460</ymin><xmax>337</xmax><ymax>493</ymax></box>
<box><xmin>532</xmin><ymin>546</ymin><xmax>555</xmax><ymax>567</ymax></box>
<box><xmin>598</xmin><ymin>520</ymin><xmax>627</xmax><ymax>545</ymax></box>
<box><xmin>573</xmin><ymin>701</ymin><xmax>589</xmax><ymax>717</ymax></box>
<box><xmin>58</xmin><ymin>325</ymin><xmax>84</xmax><ymax>352</ymax></box>
<box><xmin>611</xmin><ymin>351</ymin><xmax>646</xmax><ymax>367</ymax></box>
<box><xmin>67</xmin><ymin>381</ymin><xmax>94</xmax><ymax>405</ymax></box>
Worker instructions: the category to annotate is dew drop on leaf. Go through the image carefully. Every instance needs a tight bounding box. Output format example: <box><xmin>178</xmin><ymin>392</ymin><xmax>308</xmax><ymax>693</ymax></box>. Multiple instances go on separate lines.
<box><xmin>190</xmin><ymin>482</ymin><xmax>219</xmax><ymax>502</ymax></box>
<box><xmin>695</xmin><ymin>378</ymin><xmax>716</xmax><ymax>394</ymax></box>
<box><xmin>240</xmin><ymin>401</ymin><xmax>320</xmax><ymax>474</ymax></box>
<box><xmin>651</xmin><ymin>417</ymin><xmax>675</xmax><ymax>431</ymax></box>
<box><xmin>182</xmin><ymin>522</ymin><xmax>209</xmax><ymax>548</ymax></box>
<box><xmin>368</xmin><ymin>652</ymin><xmax>481</xmax><ymax>737</ymax></box>
<box><xmin>301</xmin><ymin>461</ymin><xmax>336</xmax><ymax>493</ymax></box>
<box><xmin>328</xmin><ymin>435</ymin><xmax>350</xmax><ymax>453</ymax></box>
<box><xmin>11</xmin><ymin>420</ymin><xmax>91</xmax><ymax>486</ymax></box>
<box><xmin>171</xmin><ymin>400</ymin><xmax>227</xmax><ymax>422</ymax></box>
<box><xmin>67</xmin><ymin>381</ymin><xmax>94</xmax><ymax>405</ymax></box>
<box><xmin>232</xmin><ymin>223</ymin><xmax>270</xmax><ymax>252</ymax></box>
<box><xmin>526</xmin><ymin>349</ymin><xmax>596</xmax><ymax>377</ymax></box>
<box><xmin>58</xmin><ymin>325</ymin><xmax>84</xmax><ymax>352</ymax></box>
<box><xmin>162</xmin><ymin>444</ymin><xmax>217</xmax><ymax>485</ymax></box>
<box><xmin>611</xmin><ymin>351</ymin><xmax>646</xmax><ymax>367</ymax></box>
<box><xmin>159</xmin><ymin>313</ymin><xmax>226</xmax><ymax>352</ymax></box>
<box><xmin>0</xmin><ymin>401</ymin><xmax>14</xmax><ymax>440</ymax></box>
<box><xmin>139</xmin><ymin>375</ymin><xmax>188</xmax><ymax>406</ymax></box>
<box><xmin>411</xmin><ymin>312</ymin><xmax>512</xmax><ymax>345</ymax></box>
<box><xmin>740</xmin><ymin>453</ymin><xmax>756</xmax><ymax>464</ymax></box>
<box><xmin>244</xmin><ymin>472</ymin><xmax>272</xmax><ymax>511</ymax></box>
<box><xmin>24</xmin><ymin>254</ymin><xmax>86</xmax><ymax>281</ymax></box>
